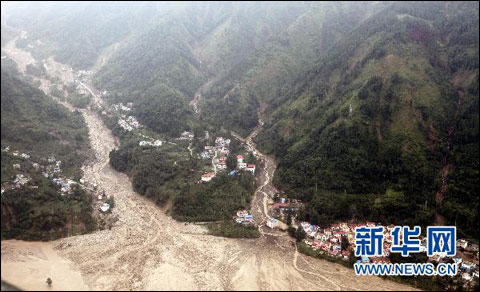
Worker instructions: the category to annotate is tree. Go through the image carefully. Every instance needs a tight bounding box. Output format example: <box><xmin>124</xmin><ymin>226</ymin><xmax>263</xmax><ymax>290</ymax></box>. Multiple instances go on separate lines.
<box><xmin>288</xmin><ymin>226</ymin><xmax>296</xmax><ymax>237</ymax></box>
<box><xmin>46</xmin><ymin>277</ymin><xmax>52</xmax><ymax>287</ymax></box>
<box><xmin>295</xmin><ymin>227</ymin><xmax>306</xmax><ymax>242</ymax></box>
<box><xmin>226</xmin><ymin>154</ymin><xmax>237</xmax><ymax>171</ymax></box>
<box><xmin>246</xmin><ymin>152</ymin><xmax>257</xmax><ymax>164</ymax></box>
<box><xmin>286</xmin><ymin>213</ymin><xmax>292</xmax><ymax>226</ymax></box>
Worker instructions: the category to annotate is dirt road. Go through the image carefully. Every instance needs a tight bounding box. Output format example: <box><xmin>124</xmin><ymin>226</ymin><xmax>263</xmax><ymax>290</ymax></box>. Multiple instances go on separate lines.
<box><xmin>1</xmin><ymin>37</ymin><xmax>417</xmax><ymax>291</ymax></box>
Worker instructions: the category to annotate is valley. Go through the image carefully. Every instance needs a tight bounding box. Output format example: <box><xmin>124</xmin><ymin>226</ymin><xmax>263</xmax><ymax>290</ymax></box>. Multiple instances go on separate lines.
<box><xmin>1</xmin><ymin>2</ymin><xmax>478</xmax><ymax>291</ymax></box>
<box><xmin>0</xmin><ymin>34</ymin><xmax>416</xmax><ymax>291</ymax></box>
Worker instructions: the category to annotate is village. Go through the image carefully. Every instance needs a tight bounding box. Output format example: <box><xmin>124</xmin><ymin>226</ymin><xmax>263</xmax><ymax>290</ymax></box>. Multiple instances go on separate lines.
<box><xmin>200</xmin><ymin>136</ymin><xmax>256</xmax><ymax>183</ymax></box>
<box><xmin>208</xmin><ymin>131</ymin><xmax>480</xmax><ymax>289</ymax></box>
<box><xmin>1</xmin><ymin>146</ymin><xmax>115</xmax><ymax>218</ymax></box>
<box><xmin>196</xmin><ymin>135</ymin><xmax>259</xmax><ymax>227</ymax></box>
<box><xmin>294</xmin><ymin>219</ymin><xmax>479</xmax><ymax>289</ymax></box>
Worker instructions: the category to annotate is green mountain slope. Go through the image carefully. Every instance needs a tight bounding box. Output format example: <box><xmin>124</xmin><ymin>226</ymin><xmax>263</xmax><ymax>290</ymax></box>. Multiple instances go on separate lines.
<box><xmin>1</xmin><ymin>69</ymin><xmax>94</xmax><ymax>240</ymax></box>
<box><xmin>255</xmin><ymin>1</ymin><xmax>479</xmax><ymax>239</ymax></box>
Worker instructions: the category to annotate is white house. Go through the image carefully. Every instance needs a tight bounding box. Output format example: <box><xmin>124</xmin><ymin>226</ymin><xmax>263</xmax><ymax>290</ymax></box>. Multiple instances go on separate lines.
<box><xmin>201</xmin><ymin>172</ymin><xmax>215</xmax><ymax>182</ymax></box>
<box><xmin>237</xmin><ymin>155</ymin><xmax>244</xmax><ymax>163</ymax></box>
<box><xmin>100</xmin><ymin>203</ymin><xmax>110</xmax><ymax>212</ymax></box>
<box><xmin>266</xmin><ymin>218</ymin><xmax>278</xmax><ymax>229</ymax></box>
<box><xmin>246</xmin><ymin>164</ymin><xmax>256</xmax><ymax>174</ymax></box>
<box><xmin>457</xmin><ymin>239</ymin><xmax>468</xmax><ymax>249</ymax></box>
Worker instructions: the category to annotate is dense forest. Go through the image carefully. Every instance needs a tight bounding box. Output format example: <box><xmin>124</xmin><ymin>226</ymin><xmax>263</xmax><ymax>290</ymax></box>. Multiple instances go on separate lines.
<box><xmin>255</xmin><ymin>1</ymin><xmax>479</xmax><ymax>240</ymax></box>
<box><xmin>172</xmin><ymin>174</ymin><xmax>255</xmax><ymax>222</ymax></box>
<box><xmin>108</xmin><ymin>132</ymin><xmax>256</xmax><ymax>224</ymax></box>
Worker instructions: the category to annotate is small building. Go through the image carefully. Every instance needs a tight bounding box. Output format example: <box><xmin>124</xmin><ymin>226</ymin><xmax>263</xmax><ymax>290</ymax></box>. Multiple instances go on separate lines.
<box><xmin>237</xmin><ymin>210</ymin><xmax>249</xmax><ymax>218</ymax></box>
<box><xmin>238</xmin><ymin>162</ymin><xmax>247</xmax><ymax>169</ymax></box>
<box><xmin>201</xmin><ymin>172</ymin><xmax>215</xmax><ymax>182</ymax></box>
<box><xmin>100</xmin><ymin>202</ymin><xmax>110</xmax><ymax>212</ymax></box>
<box><xmin>237</xmin><ymin>155</ymin><xmax>244</xmax><ymax>163</ymax></box>
<box><xmin>246</xmin><ymin>164</ymin><xmax>256</xmax><ymax>174</ymax></box>
<box><xmin>457</xmin><ymin>239</ymin><xmax>468</xmax><ymax>249</ymax></box>
<box><xmin>266</xmin><ymin>218</ymin><xmax>278</xmax><ymax>229</ymax></box>
<box><xmin>13</xmin><ymin>174</ymin><xmax>30</xmax><ymax>187</ymax></box>
<box><xmin>32</xmin><ymin>163</ymin><xmax>40</xmax><ymax>171</ymax></box>
<box><xmin>462</xmin><ymin>273</ymin><xmax>472</xmax><ymax>281</ymax></box>
<box><xmin>180</xmin><ymin>131</ymin><xmax>194</xmax><ymax>140</ymax></box>
<box><xmin>13</xmin><ymin>164</ymin><xmax>21</xmax><ymax>169</ymax></box>
<box><xmin>217</xmin><ymin>161</ymin><xmax>227</xmax><ymax>169</ymax></box>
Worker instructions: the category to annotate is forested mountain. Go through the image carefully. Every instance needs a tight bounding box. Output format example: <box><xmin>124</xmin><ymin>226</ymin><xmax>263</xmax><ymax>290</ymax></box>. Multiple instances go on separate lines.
<box><xmin>1</xmin><ymin>69</ymin><xmax>89</xmax><ymax>177</ymax></box>
<box><xmin>2</xmin><ymin>1</ymin><xmax>162</xmax><ymax>68</ymax></box>
<box><xmin>1</xmin><ymin>68</ymin><xmax>94</xmax><ymax>240</ymax></box>
<box><xmin>255</xmin><ymin>1</ymin><xmax>479</xmax><ymax>239</ymax></box>
<box><xmin>2</xmin><ymin>1</ymin><xmax>478</xmax><ymax>240</ymax></box>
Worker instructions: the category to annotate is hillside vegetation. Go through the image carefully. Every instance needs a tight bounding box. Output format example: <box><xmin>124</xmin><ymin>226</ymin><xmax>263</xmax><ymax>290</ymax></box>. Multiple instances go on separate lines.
<box><xmin>1</xmin><ymin>69</ymin><xmax>94</xmax><ymax>240</ymax></box>
<box><xmin>255</xmin><ymin>1</ymin><xmax>479</xmax><ymax>239</ymax></box>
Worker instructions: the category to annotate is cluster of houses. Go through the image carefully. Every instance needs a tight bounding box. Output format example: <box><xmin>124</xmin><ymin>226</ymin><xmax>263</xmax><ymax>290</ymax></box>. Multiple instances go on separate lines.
<box><xmin>118</xmin><ymin>115</ymin><xmax>141</xmax><ymax>132</ymax></box>
<box><xmin>111</xmin><ymin>102</ymin><xmax>133</xmax><ymax>112</ymax></box>
<box><xmin>139</xmin><ymin>140</ymin><xmax>163</xmax><ymax>147</ymax></box>
<box><xmin>75</xmin><ymin>69</ymin><xmax>93</xmax><ymax>78</ymax></box>
<box><xmin>201</xmin><ymin>145</ymin><xmax>216</xmax><ymax>159</ymax></box>
<box><xmin>12</xmin><ymin>174</ymin><xmax>31</xmax><ymax>188</ymax></box>
<box><xmin>1</xmin><ymin>147</ymin><xmax>82</xmax><ymax>196</ymax></box>
<box><xmin>300</xmin><ymin>221</ymin><xmax>359</xmax><ymax>260</ymax></box>
<box><xmin>95</xmin><ymin>191</ymin><xmax>111</xmax><ymax>213</ymax></box>
<box><xmin>200</xmin><ymin>137</ymin><xmax>228</xmax><ymax>160</ymax></box>
<box><xmin>236</xmin><ymin>155</ymin><xmax>256</xmax><ymax>174</ymax></box>
<box><xmin>453</xmin><ymin>239</ymin><xmax>479</xmax><ymax>287</ymax></box>
<box><xmin>108</xmin><ymin>104</ymin><xmax>167</xmax><ymax>148</ymax></box>
<box><xmin>39</xmin><ymin>158</ymin><xmax>79</xmax><ymax>195</ymax></box>
<box><xmin>298</xmin><ymin>220</ymin><xmax>479</xmax><ymax>287</ymax></box>
<box><xmin>271</xmin><ymin>195</ymin><xmax>301</xmax><ymax>222</ymax></box>
<box><xmin>233</xmin><ymin>210</ymin><xmax>255</xmax><ymax>226</ymax></box>
<box><xmin>52</xmin><ymin>177</ymin><xmax>77</xmax><ymax>194</ymax></box>
<box><xmin>179</xmin><ymin>131</ymin><xmax>195</xmax><ymax>140</ymax></box>
<box><xmin>3</xmin><ymin>146</ymin><xmax>31</xmax><ymax>160</ymax></box>
<box><xmin>200</xmin><ymin>136</ymin><xmax>257</xmax><ymax>182</ymax></box>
